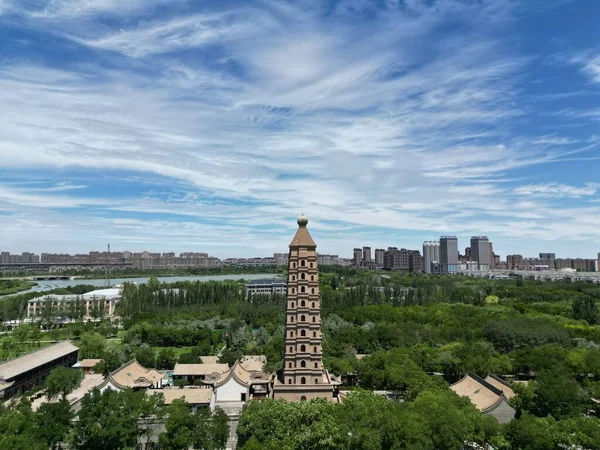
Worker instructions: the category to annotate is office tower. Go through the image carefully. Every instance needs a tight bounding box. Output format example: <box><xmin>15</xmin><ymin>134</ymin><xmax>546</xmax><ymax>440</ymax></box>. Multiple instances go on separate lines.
<box><xmin>489</xmin><ymin>243</ymin><xmax>495</xmax><ymax>268</ymax></box>
<box><xmin>353</xmin><ymin>248</ymin><xmax>362</xmax><ymax>267</ymax></box>
<box><xmin>423</xmin><ymin>241</ymin><xmax>440</xmax><ymax>274</ymax></box>
<box><xmin>374</xmin><ymin>249</ymin><xmax>385</xmax><ymax>266</ymax></box>
<box><xmin>362</xmin><ymin>247</ymin><xmax>372</xmax><ymax>264</ymax></box>
<box><xmin>273</xmin><ymin>214</ymin><xmax>334</xmax><ymax>401</ymax></box>
<box><xmin>470</xmin><ymin>236</ymin><xmax>490</xmax><ymax>271</ymax></box>
<box><xmin>439</xmin><ymin>236</ymin><xmax>459</xmax><ymax>274</ymax></box>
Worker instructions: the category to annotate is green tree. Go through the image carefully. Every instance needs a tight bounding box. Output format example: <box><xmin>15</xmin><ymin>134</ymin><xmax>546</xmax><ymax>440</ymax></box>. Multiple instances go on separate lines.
<box><xmin>34</xmin><ymin>399</ymin><xmax>74</xmax><ymax>449</ymax></box>
<box><xmin>160</xmin><ymin>399</ymin><xmax>196</xmax><ymax>450</ymax></box>
<box><xmin>79</xmin><ymin>331</ymin><xmax>106</xmax><ymax>359</ymax></box>
<box><xmin>44</xmin><ymin>367</ymin><xmax>84</xmax><ymax>400</ymax></box>
<box><xmin>156</xmin><ymin>348</ymin><xmax>177</xmax><ymax>370</ymax></box>
<box><xmin>72</xmin><ymin>388</ymin><xmax>146</xmax><ymax>450</ymax></box>
<box><xmin>193</xmin><ymin>407</ymin><xmax>229</xmax><ymax>450</ymax></box>
<box><xmin>134</xmin><ymin>343</ymin><xmax>156</xmax><ymax>368</ymax></box>
<box><xmin>572</xmin><ymin>296</ymin><xmax>599</xmax><ymax>325</ymax></box>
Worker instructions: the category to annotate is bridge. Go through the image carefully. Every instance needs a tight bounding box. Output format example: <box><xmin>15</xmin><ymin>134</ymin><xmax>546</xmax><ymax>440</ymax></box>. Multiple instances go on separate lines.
<box><xmin>0</xmin><ymin>262</ymin><xmax>133</xmax><ymax>275</ymax></box>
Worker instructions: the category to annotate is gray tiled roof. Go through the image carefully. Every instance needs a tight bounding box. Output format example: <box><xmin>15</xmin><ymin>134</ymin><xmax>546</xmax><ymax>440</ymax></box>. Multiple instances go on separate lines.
<box><xmin>0</xmin><ymin>341</ymin><xmax>79</xmax><ymax>381</ymax></box>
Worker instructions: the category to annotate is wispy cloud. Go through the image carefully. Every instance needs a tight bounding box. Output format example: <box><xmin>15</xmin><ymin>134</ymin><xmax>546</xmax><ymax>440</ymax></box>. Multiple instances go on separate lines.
<box><xmin>0</xmin><ymin>0</ymin><xmax>599</xmax><ymax>257</ymax></box>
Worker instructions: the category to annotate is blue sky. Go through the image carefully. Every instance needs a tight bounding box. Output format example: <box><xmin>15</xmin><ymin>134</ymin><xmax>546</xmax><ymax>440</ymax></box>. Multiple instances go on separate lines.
<box><xmin>1</xmin><ymin>0</ymin><xmax>600</xmax><ymax>259</ymax></box>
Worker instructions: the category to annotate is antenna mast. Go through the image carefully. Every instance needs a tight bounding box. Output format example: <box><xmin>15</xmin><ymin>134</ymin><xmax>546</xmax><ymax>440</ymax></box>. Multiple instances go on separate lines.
<box><xmin>106</xmin><ymin>243</ymin><xmax>111</xmax><ymax>288</ymax></box>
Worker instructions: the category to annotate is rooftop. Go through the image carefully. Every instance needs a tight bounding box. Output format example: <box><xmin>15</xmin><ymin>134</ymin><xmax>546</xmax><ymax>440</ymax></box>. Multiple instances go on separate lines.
<box><xmin>73</xmin><ymin>359</ymin><xmax>102</xmax><ymax>369</ymax></box>
<box><xmin>0</xmin><ymin>341</ymin><xmax>79</xmax><ymax>381</ymax></box>
<box><xmin>109</xmin><ymin>360</ymin><xmax>164</xmax><ymax>388</ymax></box>
<box><xmin>450</xmin><ymin>372</ymin><xmax>506</xmax><ymax>411</ymax></box>
<box><xmin>172</xmin><ymin>363</ymin><xmax>229</xmax><ymax>377</ymax></box>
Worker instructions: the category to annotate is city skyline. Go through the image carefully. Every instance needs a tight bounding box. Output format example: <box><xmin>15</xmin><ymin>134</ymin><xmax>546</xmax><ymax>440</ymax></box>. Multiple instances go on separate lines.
<box><xmin>1</xmin><ymin>1</ymin><xmax>600</xmax><ymax>257</ymax></box>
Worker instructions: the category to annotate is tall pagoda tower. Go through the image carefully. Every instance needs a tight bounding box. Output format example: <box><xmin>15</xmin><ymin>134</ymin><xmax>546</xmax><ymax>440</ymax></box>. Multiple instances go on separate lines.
<box><xmin>273</xmin><ymin>214</ymin><xmax>336</xmax><ymax>401</ymax></box>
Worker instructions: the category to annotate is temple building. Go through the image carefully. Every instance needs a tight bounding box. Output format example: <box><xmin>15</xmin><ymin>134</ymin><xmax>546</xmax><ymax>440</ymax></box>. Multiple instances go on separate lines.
<box><xmin>273</xmin><ymin>214</ymin><xmax>338</xmax><ymax>401</ymax></box>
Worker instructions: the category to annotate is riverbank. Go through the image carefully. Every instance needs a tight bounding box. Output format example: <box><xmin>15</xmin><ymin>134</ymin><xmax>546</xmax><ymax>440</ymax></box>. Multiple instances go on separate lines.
<box><xmin>0</xmin><ymin>280</ymin><xmax>37</xmax><ymax>296</ymax></box>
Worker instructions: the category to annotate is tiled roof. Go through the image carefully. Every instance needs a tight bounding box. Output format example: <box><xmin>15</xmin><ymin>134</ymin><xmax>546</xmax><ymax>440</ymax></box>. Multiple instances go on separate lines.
<box><xmin>289</xmin><ymin>227</ymin><xmax>316</xmax><ymax>247</ymax></box>
<box><xmin>73</xmin><ymin>359</ymin><xmax>102</xmax><ymax>368</ymax></box>
<box><xmin>110</xmin><ymin>360</ymin><xmax>164</xmax><ymax>388</ymax></box>
<box><xmin>450</xmin><ymin>372</ymin><xmax>504</xmax><ymax>411</ymax></box>
<box><xmin>484</xmin><ymin>374</ymin><xmax>516</xmax><ymax>399</ymax></box>
<box><xmin>0</xmin><ymin>341</ymin><xmax>79</xmax><ymax>381</ymax></box>
<box><xmin>172</xmin><ymin>363</ymin><xmax>229</xmax><ymax>376</ymax></box>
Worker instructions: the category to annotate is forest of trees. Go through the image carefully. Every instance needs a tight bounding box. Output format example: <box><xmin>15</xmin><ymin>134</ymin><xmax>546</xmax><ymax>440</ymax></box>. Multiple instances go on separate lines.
<box><xmin>2</xmin><ymin>268</ymin><xmax>600</xmax><ymax>448</ymax></box>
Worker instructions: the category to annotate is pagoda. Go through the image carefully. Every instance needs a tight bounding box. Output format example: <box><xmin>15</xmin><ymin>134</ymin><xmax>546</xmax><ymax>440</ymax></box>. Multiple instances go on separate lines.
<box><xmin>272</xmin><ymin>214</ymin><xmax>337</xmax><ymax>401</ymax></box>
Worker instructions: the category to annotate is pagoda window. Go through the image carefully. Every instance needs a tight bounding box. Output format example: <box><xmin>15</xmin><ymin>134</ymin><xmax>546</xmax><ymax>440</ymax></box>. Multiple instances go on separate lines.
<box><xmin>301</xmin><ymin>273</ymin><xmax>305</xmax><ymax>280</ymax></box>
<box><xmin>301</xmin><ymin>360</ymin><xmax>306</xmax><ymax>368</ymax></box>
<box><xmin>290</xmin><ymin>331</ymin><xmax>294</xmax><ymax>337</ymax></box>
<box><xmin>301</xmin><ymin>260</ymin><xmax>305</xmax><ymax>267</ymax></box>
<box><xmin>312</xmin><ymin>317</ymin><xmax>316</xmax><ymax>323</ymax></box>
<box><xmin>315</xmin><ymin>378</ymin><xmax>319</xmax><ymax>384</ymax></box>
<box><xmin>290</xmin><ymin>316</ymin><xmax>294</xmax><ymax>322</ymax></box>
<box><xmin>301</xmin><ymin>377</ymin><xmax>306</xmax><ymax>385</ymax></box>
<box><xmin>301</xmin><ymin>315</ymin><xmax>306</xmax><ymax>322</ymax></box>
<box><xmin>314</xmin><ymin>362</ymin><xmax>318</xmax><ymax>368</ymax></box>
<box><xmin>311</xmin><ymin>288</ymin><xmax>315</xmax><ymax>294</ymax></box>
<box><xmin>314</xmin><ymin>346</ymin><xmax>317</xmax><ymax>353</ymax></box>
<box><xmin>310</xmin><ymin>262</ymin><xmax>313</xmax><ymax>268</ymax></box>
<box><xmin>288</xmin><ymin>378</ymin><xmax>293</xmax><ymax>384</ymax></box>
<box><xmin>288</xmin><ymin>362</ymin><xmax>293</xmax><ymax>368</ymax></box>
<box><xmin>311</xmin><ymin>275</ymin><xmax>314</xmax><ymax>281</ymax></box>
<box><xmin>289</xmin><ymin>347</ymin><xmax>293</xmax><ymax>352</ymax></box>
<box><xmin>300</xmin><ymin>286</ymin><xmax>305</xmax><ymax>293</ymax></box>
<box><xmin>301</xmin><ymin>345</ymin><xmax>306</xmax><ymax>352</ymax></box>
<box><xmin>291</xmin><ymin>302</ymin><xmax>295</xmax><ymax>308</ymax></box>
<box><xmin>313</xmin><ymin>331</ymin><xmax>317</xmax><ymax>337</ymax></box>
<box><xmin>312</xmin><ymin>302</ymin><xmax>315</xmax><ymax>308</ymax></box>
<box><xmin>301</xmin><ymin>300</ymin><xmax>305</xmax><ymax>307</ymax></box>
<box><xmin>301</xmin><ymin>329</ymin><xmax>306</xmax><ymax>337</ymax></box>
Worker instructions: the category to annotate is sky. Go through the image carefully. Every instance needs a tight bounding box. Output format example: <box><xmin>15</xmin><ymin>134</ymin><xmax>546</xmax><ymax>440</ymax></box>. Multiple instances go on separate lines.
<box><xmin>1</xmin><ymin>0</ymin><xmax>600</xmax><ymax>259</ymax></box>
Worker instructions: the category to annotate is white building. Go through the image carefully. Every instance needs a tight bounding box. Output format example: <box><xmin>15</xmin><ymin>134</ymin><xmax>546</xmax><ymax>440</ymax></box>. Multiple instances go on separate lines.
<box><xmin>245</xmin><ymin>279</ymin><xmax>287</xmax><ymax>297</ymax></box>
<box><xmin>26</xmin><ymin>288</ymin><xmax>121</xmax><ymax>319</ymax></box>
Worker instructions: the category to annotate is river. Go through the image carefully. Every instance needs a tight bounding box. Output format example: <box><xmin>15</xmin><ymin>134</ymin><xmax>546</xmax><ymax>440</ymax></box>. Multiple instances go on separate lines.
<box><xmin>0</xmin><ymin>273</ymin><xmax>275</xmax><ymax>298</ymax></box>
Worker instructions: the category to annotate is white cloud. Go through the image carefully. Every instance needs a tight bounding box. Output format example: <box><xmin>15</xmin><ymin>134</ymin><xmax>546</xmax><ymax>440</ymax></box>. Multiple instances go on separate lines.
<box><xmin>513</xmin><ymin>183</ymin><xmax>600</xmax><ymax>199</ymax></box>
<box><xmin>0</xmin><ymin>0</ymin><xmax>599</xmax><ymax>257</ymax></box>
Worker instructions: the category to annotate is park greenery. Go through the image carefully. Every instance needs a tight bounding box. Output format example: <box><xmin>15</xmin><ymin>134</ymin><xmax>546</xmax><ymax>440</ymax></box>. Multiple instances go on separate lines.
<box><xmin>0</xmin><ymin>366</ymin><xmax>229</xmax><ymax>450</ymax></box>
<box><xmin>1</xmin><ymin>266</ymin><xmax>600</xmax><ymax>448</ymax></box>
<box><xmin>0</xmin><ymin>279</ymin><xmax>37</xmax><ymax>296</ymax></box>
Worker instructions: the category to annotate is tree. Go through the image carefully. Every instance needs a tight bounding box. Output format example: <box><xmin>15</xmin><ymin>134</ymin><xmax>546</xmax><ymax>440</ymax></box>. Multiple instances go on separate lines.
<box><xmin>79</xmin><ymin>331</ymin><xmax>106</xmax><ymax>359</ymax></box>
<box><xmin>193</xmin><ymin>407</ymin><xmax>229</xmax><ymax>450</ymax></box>
<box><xmin>572</xmin><ymin>296</ymin><xmax>599</xmax><ymax>325</ymax></box>
<box><xmin>134</xmin><ymin>343</ymin><xmax>156</xmax><ymax>368</ymax></box>
<box><xmin>160</xmin><ymin>399</ymin><xmax>196</xmax><ymax>450</ymax></box>
<box><xmin>34</xmin><ymin>399</ymin><xmax>74</xmax><ymax>449</ymax></box>
<box><xmin>514</xmin><ymin>367</ymin><xmax>588</xmax><ymax>419</ymax></box>
<box><xmin>44</xmin><ymin>367</ymin><xmax>84</xmax><ymax>400</ymax></box>
<box><xmin>502</xmin><ymin>414</ymin><xmax>561</xmax><ymax>450</ymax></box>
<box><xmin>0</xmin><ymin>399</ymin><xmax>46</xmax><ymax>450</ymax></box>
<box><xmin>72</xmin><ymin>388</ymin><xmax>146</xmax><ymax>450</ymax></box>
<box><xmin>156</xmin><ymin>348</ymin><xmax>177</xmax><ymax>370</ymax></box>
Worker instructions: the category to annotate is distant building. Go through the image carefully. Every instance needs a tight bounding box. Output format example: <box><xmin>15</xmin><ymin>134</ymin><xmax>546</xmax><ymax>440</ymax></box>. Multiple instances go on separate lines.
<box><xmin>0</xmin><ymin>341</ymin><xmax>79</xmax><ymax>399</ymax></box>
<box><xmin>383</xmin><ymin>248</ymin><xmax>423</xmax><ymax>272</ymax></box>
<box><xmin>245</xmin><ymin>279</ymin><xmax>287</xmax><ymax>297</ymax></box>
<box><xmin>353</xmin><ymin>248</ymin><xmax>362</xmax><ymax>267</ymax></box>
<box><xmin>506</xmin><ymin>254</ymin><xmax>523</xmax><ymax>269</ymax></box>
<box><xmin>273</xmin><ymin>253</ymin><xmax>289</xmax><ymax>266</ymax></box>
<box><xmin>362</xmin><ymin>247</ymin><xmax>372</xmax><ymax>264</ymax></box>
<box><xmin>422</xmin><ymin>241</ymin><xmax>440</xmax><ymax>274</ymax></box>
<box><xmin>489</xmin><ymin>243</ymin><xmax>495</xmax><ymax>268</ymax></box>
<box><xmin>439</xmin><ymin>236</ymin><xmax>459</xmax><ymax>274</ymax></box>
<box><xmin>539</xmin><ymin>253</ymin><xmax>556</xmax><ymax>260</ymax></box>
<box><xmin>26</xmin><ymin>288</ymin><xmax>120</xmax><ymax>320</ymax></box>
<box><xmin>451</xmin><ymin>372</ymin><xmax>515</xmax><ymax>424</ymax></box>
<box><xmin>374</xmin><ymin>249</ymin><xmax>385</xmax><ymax>266</ymax></box>
<box><xmin>470</xmin><ymin>236</ymin><xmax>490</xmax><ymax>271</ymax></box>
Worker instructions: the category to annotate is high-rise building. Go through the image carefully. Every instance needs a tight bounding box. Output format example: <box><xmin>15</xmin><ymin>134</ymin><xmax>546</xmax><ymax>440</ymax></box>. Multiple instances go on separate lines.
<box><xmin>470</xmin><ymin>236</ymin><xmax>490</xmax><ymax>271</ymax></box>
<box><xmin>374</xmin><ymin>249</ymin><xmax>385</xmax><ymax>266</ymax></box>
<box><xmin>383</xmin><ymin>248</ymin><xmax>423</xmax><ymax>272</ymax></box>
<box><xmin>362</xmin><ymin>247</ymin><xmax>372</xmax><ymax>264</ymax></box>
<box><xmin>439</xmin><ymin>236</ymin><xmax>459</xmax><ymax>274</ymax></box>
<box><xmin>422</xmin><ymin>241</ymin><xmax>440</xmax><ymax>274</ymax></box>
<box><xmin>539</xmin><ymin>253</ymin><xmax>556</xmax><ymax>260</ymax></box>
<box><xmin>353</xmin><ymin>248</ymin><xmax>362</xmax><ymax>267</ymax></box>
<box><xmin>273</xmin><ymin>215</ymin><xmax>335</xmax><ymax>401</ymax></box>
<box><xmin>489</xmin><ymin>243</ymin><xmax>495</xmax><ymax>268</ymax></box>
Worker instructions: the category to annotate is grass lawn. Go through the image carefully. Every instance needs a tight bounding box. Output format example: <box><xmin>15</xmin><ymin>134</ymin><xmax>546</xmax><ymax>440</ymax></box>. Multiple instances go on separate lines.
<box><xmin>152</xmin><ymin>346</ymin><xmax>197</xmax><ymax>356</ymax></box>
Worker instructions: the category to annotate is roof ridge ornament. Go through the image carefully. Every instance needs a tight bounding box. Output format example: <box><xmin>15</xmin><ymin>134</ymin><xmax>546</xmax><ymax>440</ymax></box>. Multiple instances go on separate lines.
<box><xmin>297</xmin><ymin>213</ymin><xmax>308</xmax><ymax>227</ymax></box>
